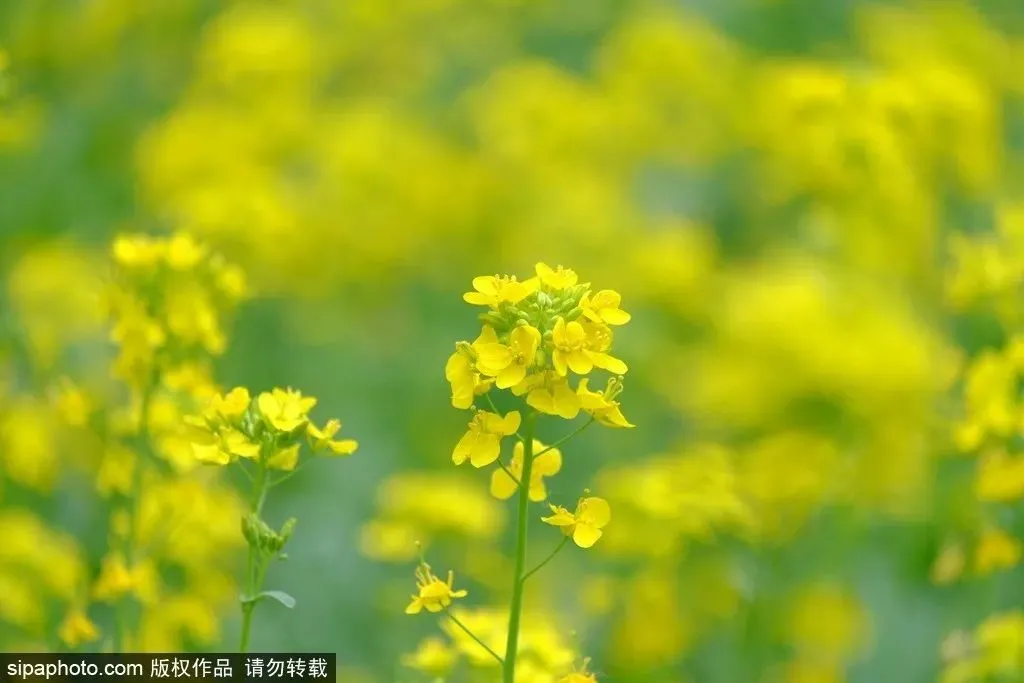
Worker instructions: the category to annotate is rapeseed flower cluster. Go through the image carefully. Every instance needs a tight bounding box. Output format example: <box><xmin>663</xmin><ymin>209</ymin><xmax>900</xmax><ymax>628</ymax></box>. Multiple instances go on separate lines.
<box><xmin>401</xmin><ymin>264</ymin><xmax>633</xmax><ymax>682</ymax></box>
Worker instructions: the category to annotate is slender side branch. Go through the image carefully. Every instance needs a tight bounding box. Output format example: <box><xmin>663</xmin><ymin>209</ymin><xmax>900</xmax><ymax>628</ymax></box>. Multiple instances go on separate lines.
<box><xmin>534</xmin><ymin>417</ymin><xmax>595</xmax><ymax>458</ymax></box>
<box><xmin>445</xmin><ymin>611</ymin><xmax>504</xmax><ymax>666</ymax></box>
<box><xmin>521</xmin><ymin>536</ymin><xmax>570</xmax><ymax>583</ymax></box>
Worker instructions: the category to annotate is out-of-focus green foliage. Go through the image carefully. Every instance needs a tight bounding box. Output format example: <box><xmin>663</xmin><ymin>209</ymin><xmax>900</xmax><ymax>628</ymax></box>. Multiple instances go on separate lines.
<box><xmin>2</xmin><ymin>0</ymin><xmax>1024</xmax><ymax>681</ymax></box>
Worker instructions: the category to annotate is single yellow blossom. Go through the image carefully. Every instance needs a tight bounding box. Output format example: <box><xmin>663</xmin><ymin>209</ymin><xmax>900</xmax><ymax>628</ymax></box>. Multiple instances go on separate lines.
<box><xmin>581</xmin><ymin>321</ymin><xmax>628</xmax><ymax>374</ymax></box>
<box><xmin>552</xmin><ymin>317</ymin><xmax>593</xmax><ymax>376</ymax></box>
<box><xmin>405</xmin><ymin>563</ymin><xmax>468</xmax><ymax>615</ymax></box>
<box><xmin>542</xmin><ymin>496</ymin><xmax>611</xmax><ymax>548</ymax></box>
<box><xmin>491</xmin><ymin>439</ymin><xmax>562</xmax><ymax>501</ymax></box>
<box><xmin>581</xmin><ymin>289</ymin><xmax>631</xmax><ymax>326</ymax></box>
<box><xmin>577</xmin><ymin>378</ymin><xmax>634</xmax><ymax>428</ymax></box>
<box><xmin>258</xmin><ymin>388</ymin><xmax>316</xmax><ymax>432</ymax></box>
<box><xmin>536</xmin><ymin>262</ymin><xmax>578</xmax><ymax>290</ymax></box>
<box><xmin>223</xmin><ymin>428</ymin><xmax>260</xmax><ymax>459</ymax></box>
<box><xmin>58</xmin><ymin>607</ymin><xmax>99</xmax><ymax>648</ymax></box>
<box><xmin>452</xmin><ymin>410</ymin><xmax>521</xmax><ymax>468</ymax></box>
<box><xmin>476</xmin><ymin>324</ymin><xmax>542</xmax><ymax>389</ymax></box>
<box><xmin>464</xmin><ymin>275</ymin><xmax>536</xmax><ymax>307</ymax></box>
<box><xmin>92</xmin><ymin>553</ymin><xmax>135</xmax><ymax>602</ymax></box>
<box><xmin>307</xmin><ymin>419</ymin><xmax>359</xmax><ymax>455</ymax></box>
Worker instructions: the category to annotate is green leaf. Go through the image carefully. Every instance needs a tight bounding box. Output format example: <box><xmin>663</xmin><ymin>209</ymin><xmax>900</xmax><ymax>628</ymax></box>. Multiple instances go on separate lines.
<box><xmin>239</xmin><ymin>590</ymin><xmax>296</xmax><ymax>609</ymax></box>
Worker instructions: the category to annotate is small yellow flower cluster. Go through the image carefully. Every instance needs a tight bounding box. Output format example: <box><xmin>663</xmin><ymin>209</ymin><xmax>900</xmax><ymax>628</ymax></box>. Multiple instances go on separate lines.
<box><xmin>108</xmin><ymin>232</ymin><xmax>245</xmax><ymax>390</ymax></box>
<box><xmin>447</xmin><ymin>262</ymin><xmax>633</xmax><ymax>444</ymax></box>
<box><xmin>187</xmin><ymin>386</ymin><xmax>357</xmax><ymax>472</ymax></box>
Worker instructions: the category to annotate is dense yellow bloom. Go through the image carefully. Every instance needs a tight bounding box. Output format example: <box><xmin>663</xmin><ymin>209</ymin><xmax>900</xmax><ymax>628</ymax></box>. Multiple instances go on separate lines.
<box><xmin>258</xmin><ymin>387</ymin><xmax>316</xmax><ymax>432</ymax></box>
<box><xmin>491</xmin><ymin>439</ymin><xmax>562</xmax><ymax>501</ymax></box>
<box><xmin>452</xmin><ymin>409</ymin><xmax>521</xmax><ymax>467</ymax></box>
<box><xmin>404</xmin><ymin>563</ymin><xmax>468</xmax><ymax>615</ymax></box>
<box><xmin>542</xmin><ymin>496</ymin><xmax>611</xmax><ymax>548</ymax></box>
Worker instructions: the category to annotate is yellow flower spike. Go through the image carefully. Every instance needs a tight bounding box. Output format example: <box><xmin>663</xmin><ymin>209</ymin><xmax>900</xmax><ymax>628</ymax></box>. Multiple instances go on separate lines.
<box><xmin>542</xmin><ymin>496</ymin><xmax>611</xmax><ymax>549</ymax></box>
<box><xmin>477</xmin><ymin>324</ymin><xmax>542</xmax><ymax>389</ymax></box>
<box><xmin>536</xmin><ymin>262</ymin><xmax>578</xmax><ymax>290</ymax></box>
<box><xmin>266</xmin><ymin>443</ymin><xmax>301</xmax><ymax>471</ymax></box>
<box><xmin>464</xmin><ymin>275</ymin><xmax>536</xmax><ymax>307</ymax></box>
<box><xmin>58</xmin><ymin>607</ymin><xmax>100</xmax><ymax>648</ymax></box>
<box><xmin>257</xmin><ymin>387</ymin><xmax>316</xmax><ymax>432</ymax></box>
<box><xmin>581</xmin><ymin>289</ymin><xmax>631</xmax><ymax>326</ymax></box>
<box><xmin>452</xmin><ymin>409</ymin><xmax>521</xmax><ymax>468</ymax></box>
<box><xmin>404</xmin><ymin>563</ymin><xmax>468</xmax><ymax>615</ymax></box>
<box><xmin>527</xmin><ymin>375</ymin><xmax>581</xmax><ymax>419</ymax></box>
<box><xmin>577</xmin><ymin>379</ymin><xmax>634</xmax><ymax>428</ymax></box>
<box><xmin>551</xmin><ymin>317</ymin><xmax>593</xmax><ymax>376</ymax></box>
<box><xmin>491</xmin><ymin>440</ymin><xmax>562</xmax><ymax>501</ymax></box>
<box><xmin>307</xmin><ymin>419</ymin><xmax>359</xmax><ymax>456</ymax></box>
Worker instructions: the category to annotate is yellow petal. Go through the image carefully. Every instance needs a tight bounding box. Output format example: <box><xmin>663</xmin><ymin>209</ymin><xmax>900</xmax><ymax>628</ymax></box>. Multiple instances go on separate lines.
<box><xmin>573</xmin><ymin>524</ymin><xmax>603</xmax><ymax>549</ymax></box>
<box><xmin>490</xmin><ymin>468</ymin><xmax>519</xmax><ymax>500</ymax></box>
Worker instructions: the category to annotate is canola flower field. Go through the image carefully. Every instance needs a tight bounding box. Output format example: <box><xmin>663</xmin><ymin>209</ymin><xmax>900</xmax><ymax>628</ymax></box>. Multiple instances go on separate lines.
<box><xmin>1</xmin><ymin>1</ymin><xmax>1024</xmax><ymax>681</ymax></box>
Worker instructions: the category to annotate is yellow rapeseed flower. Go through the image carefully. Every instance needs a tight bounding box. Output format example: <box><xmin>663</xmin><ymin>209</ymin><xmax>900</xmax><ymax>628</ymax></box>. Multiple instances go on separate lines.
<box><xmin>581</xmin><ymin>289</ymin><xmax>631</xmax><ymax>326</ymax></box>
<box><xmin>307</xmin><ymin>419</ymin><xmax>359</xmax><ymax>455</ymax></box>
<box><xmin>464</xmin><ymin>275</ymin><xmax>536</xmax><ymax>307</ymax></box>
<box><xmin>404</xmin><ymin>563</ymin><xmax>468</xmax><ymax>615</ymax></box>
<box><xmin>57</xmin><ymin>607</ymin><xmax>99</xmax><ymax>648</ymax></box>
<box><xmin>476</xmin><ymin>324</ymin><xmax>542</xmax><ymax>389</ymax></box>
<box><xmin>258</xmin><ymin>387</ymin><xmax>316</xmax><ymax>432</ymax></box>
<box><xmin>536</xmin><ymin>262</ymin><xmax>578</xmax><ymax>290</ymax></box>
<box><xmin>577</xmin><ymin>378</ymin><xmax>634</xmax><ymax>428</ymax></box>
<box><xmin>452</xmin><ymin>409</ymin><xmax>521</xmax><ymax>468</ymax></box>
<box><xmin>542</xmin><ymin>496</ymin><xmax>611</xmax><ymax>548</ymax></box>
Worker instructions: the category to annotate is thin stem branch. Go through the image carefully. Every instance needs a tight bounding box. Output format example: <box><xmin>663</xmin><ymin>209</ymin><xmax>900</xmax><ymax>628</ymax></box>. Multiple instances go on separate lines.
<box><xmin>503</xmin><ymin>411</ymin><xmax>536</xmax><ymax>683</ymax></box>
<box><xmin>521</xmin><ymin>536</ymin><xmax>569</xmax><ymax>583</ymax></box>
<box><xmin>445</xmin><ymin>611</ymin><xmax>504</xmax><ymax>666</ymax></box>
<box><xmin>534</xmin><ymin>417</ymin><xmax>595</xmax><ymax>458</ymax></box>
<box><xmin>497</xmin><ymin>461</ymin><xmax>521</xmax><ymax>487</ymax></box>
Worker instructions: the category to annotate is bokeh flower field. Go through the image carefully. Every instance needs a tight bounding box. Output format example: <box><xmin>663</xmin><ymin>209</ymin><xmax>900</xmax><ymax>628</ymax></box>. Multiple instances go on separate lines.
<box><xmin>2</xmin><ymin>0</ymin><xmax>1024</xmax><ymax>680</ymax></box>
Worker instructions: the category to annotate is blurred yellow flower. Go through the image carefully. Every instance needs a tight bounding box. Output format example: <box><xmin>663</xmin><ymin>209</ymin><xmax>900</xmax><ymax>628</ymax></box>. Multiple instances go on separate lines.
<box><xmin>258</xmin><ymin>387</ymin><xmax>316</xmax><ymax>432</ymax></box>
<box><xmin>490</xmin><ymin>439</ymin><xmax>562</xmax><ymax>501</ymax></box>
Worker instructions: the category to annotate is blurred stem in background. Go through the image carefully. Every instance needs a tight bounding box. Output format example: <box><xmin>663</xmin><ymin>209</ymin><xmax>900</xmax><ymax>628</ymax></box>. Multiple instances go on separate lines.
<box><xmin>114</xmin><ymin>379</ymin><xmax>155</xmax><ymax>653</ymax></box>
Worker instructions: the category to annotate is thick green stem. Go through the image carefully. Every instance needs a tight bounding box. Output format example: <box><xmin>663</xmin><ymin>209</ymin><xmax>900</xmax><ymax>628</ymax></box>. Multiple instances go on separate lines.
<box><xmin>503</xmin><ymin>411</ymin><xmax>536</xmax><ymax>683</ymax></box>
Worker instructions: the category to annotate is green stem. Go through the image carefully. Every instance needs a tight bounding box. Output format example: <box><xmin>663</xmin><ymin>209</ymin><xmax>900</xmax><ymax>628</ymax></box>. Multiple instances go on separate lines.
<box><xmin>115</xmin><ymin>380</ymin><xmax>154</xmax><ymax>653</ymax></box>
<box><xmin>521</xmin><ymin>536</ymin><xmax>569</xmax><ymax>583</ymax></box>
<box><xmin>239</xmin><ymin>455</ymin><xmax>270</xmax><ymax>653</ymax></box>
<box><xmin>503</xmin><ymin>411</ymin><xmax>536</xmax><ymax>683</ymax></box>
<box><xmin>445</xmin><ymin>611</ymin><xmax>504</xmax><ymax>666</ymax></box>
